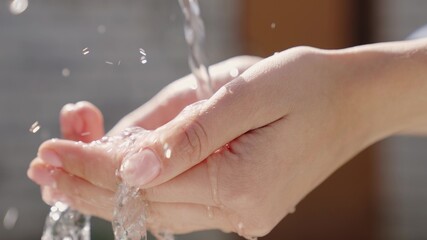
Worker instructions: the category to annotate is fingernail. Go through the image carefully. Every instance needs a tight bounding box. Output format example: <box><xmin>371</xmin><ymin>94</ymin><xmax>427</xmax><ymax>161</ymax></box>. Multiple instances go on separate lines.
<box><xmin>28</xmin><ymin>167</ymin><xmax>56</xmax><ymax>188</ymax></box>
<box><xmin>121</xmin><ymin>149</ymin><xmax>161</xmax><ymax>187</ymax></box>
<box><xmin>39</xmin><ymin>149</ymin><xmax>62</xmax><ymax>167</ymax></box>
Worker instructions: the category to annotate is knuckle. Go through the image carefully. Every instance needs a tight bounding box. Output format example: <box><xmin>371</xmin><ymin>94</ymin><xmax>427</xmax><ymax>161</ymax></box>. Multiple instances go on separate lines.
<box><xmin>177</xmin><ymin>118</ymin><xmax>208</xmax><ymax>164</ymax></box>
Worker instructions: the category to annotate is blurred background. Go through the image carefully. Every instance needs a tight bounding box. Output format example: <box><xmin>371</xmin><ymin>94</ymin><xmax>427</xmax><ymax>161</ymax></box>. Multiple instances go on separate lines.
<box><xmin>0</xmin><ymin>0</ymin><xmax>426</xmax><ymax>239</ymax></box>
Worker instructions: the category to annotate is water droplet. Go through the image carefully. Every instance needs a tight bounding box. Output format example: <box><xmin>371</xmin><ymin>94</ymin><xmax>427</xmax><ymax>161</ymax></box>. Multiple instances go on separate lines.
<box><xmin>105</xmin><ymin>61</ymin><xmax>114</xmax><ymax>65</ymax></box>
<box><xmin>117</xmin><ymin>60</ymin><xmax>121</xmax><ymax>66</ymax></box>
<box><xmin>9</xmin><ymin>0</ymin><xmax>28</xmax><ymax>15</ymax></box>
<box><xmin>82</xmin><ymin>47</ymin><xmax>90</xmax><ymax>55</ymax></box>
<box><xmin>270</xmin><ymin>22</ymin><xmax>276</xmax><ymax>29</ymax></box>
<box><xmin>206</xmin><ymin>206</ymin><xmax>214</xmax><ymax>219</ymax></box>
<box><xmin>207</xmin><ymin>158</ymin><xmax>222</xmax><ymax>207</ymax></box>
<box><xmin>80</xmin><ymin>132</ymin><xmax>91</xmax><ymax>137</ymax></box>
<box><xmin>97</xmin><ymin>25</ymin><xmax>106</xmax><ymax>34</ymax></box>
<box><xmin>236</xmin><ymin>222</ymin><xmax>257</xmax><ymax>240</ymax></box>
<box><xmin>62</xmin><ymin>68</ymin><xmax>70</xmax><ymax>77</ymax></box>
<box><xmin>55</xmin><ymin>202</ymin><xmax>68</xmax><ymax>212</ymax></box>
<box><xmin>163</xmin><ymin>143</ymin><xmax>172</xmax><ymax>159</ymax></box>
<box><xmin>237</xmin><ymin>222</ymin><xmax>244</xmax><ymax>235</ymax></box>
<box><xmin>139</xmin><ymin>49</ymin><xmax>148</xmax><ymax>64</ymax></box>
<box><xmin>229</xmin><ymin>68</ymin><xmax>239</xmax><ymax>78</ymax></box>
<box><xmin>3</xmin><ymin>207</ymin><xmax>19</xmax><ymax>230</ymax></box>
<box><xmin>189</xmin><ymin>78</ymin><xmax>198</xmax><ymax>90</ymax></box>
<box><xmin>29</xmin><ymin>121</ymin><xmax>41</xmax><ymax>133</ymax></box>
<box><xmin>139</xmin><ymin>48</ymin><xmax>146</xmax><ymax>56</ymax></box>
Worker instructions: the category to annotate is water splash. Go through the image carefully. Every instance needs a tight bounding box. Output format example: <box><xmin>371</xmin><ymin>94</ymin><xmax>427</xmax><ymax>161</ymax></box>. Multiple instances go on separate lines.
<box><xmin>113</xmin><ymin>128</ymin><xmax>150</xmax><ymax>240</ymax></box>
<box><xmin>41</xmin><ymin>202</ymin><xmax>90</xmax><ymax>240</ymax></box>
<box><xmin>113</xmin><ymin>185</ymin><xmax>147</xmax><ymax>240</ymax></box>
<box><xmin>139</xmin><ymin>48</ymin><xmax>148</xmax><ymax>64</ymax></box>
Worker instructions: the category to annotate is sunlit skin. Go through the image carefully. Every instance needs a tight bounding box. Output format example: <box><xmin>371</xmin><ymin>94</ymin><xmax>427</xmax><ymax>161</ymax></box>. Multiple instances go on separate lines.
<box><xmin>28</xmin><ymin>39</ymin><xmax>427</xmax><ymax>236</ymax></box>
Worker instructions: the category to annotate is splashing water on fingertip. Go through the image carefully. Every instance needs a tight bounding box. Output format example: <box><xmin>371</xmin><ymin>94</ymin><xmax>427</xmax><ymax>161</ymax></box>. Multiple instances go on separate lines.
<box><xmin>113</xmin><ymin>128</ymin><xmax>151</xmax><ymax>240</ymax></box>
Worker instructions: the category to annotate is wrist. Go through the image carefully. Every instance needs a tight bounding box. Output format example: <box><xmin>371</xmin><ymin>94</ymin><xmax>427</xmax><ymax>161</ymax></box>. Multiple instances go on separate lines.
<box><xmin>338</xmin><ymin>39</ymin><xmax>427</xmax><ymax>145</ymax></box>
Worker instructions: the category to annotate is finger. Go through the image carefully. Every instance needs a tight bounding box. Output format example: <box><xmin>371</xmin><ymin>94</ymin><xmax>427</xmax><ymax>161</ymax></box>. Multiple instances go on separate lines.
<box><xmin>120</xmin><ymin>56</ymin><xmax>288</xmax><ymax>188</ymax></box>
<box><xmin>60</xmin><ymin>101</ymin><xmax>105</xmax><ymax>142</ymax></box>
<box><xmin>27</xmin><ymin>150</ymin><xmax>217</xmax><ymax>206</ymax></box>
<box><xmin>37</xmin><ymin>139</ymin><xmax>119</xmax><ymax>191</ymax></box>
<box><xmin>28</xmin><ymin>158</ymin><xmax>115</xmax><ymax>210</ymax></box>
<box><xmin>109</xmin><ymin>56</ymin><xmax>262</xmax><ymax>134</ymax></box>
<box><xmin>143</xmin><ymin>159</ymin><xmax>214</xmax><ymax>205</ymax></box>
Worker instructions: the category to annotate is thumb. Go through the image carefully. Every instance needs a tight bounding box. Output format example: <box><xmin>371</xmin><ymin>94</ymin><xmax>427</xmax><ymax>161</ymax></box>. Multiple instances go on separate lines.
<box><xmin>121</xmin><ymin>57</ymin><xmax>288</xmax><ymax>188</ymax></box>
<box><xmin>60</xmin><ymin>101</ymin><xmax>105</xmax><ymax>142</ymax></box>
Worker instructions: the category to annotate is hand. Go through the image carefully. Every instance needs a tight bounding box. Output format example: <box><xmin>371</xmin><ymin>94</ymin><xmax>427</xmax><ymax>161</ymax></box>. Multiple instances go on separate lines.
<box><xmin>28</xmin><ymin>40</ymin><xmax>427</xmax><ymax>237</ymax></box>
<box><xmin>28</xmin><ymin>56</ymin><xmax>263</xmax><ymax>231</ymax></box>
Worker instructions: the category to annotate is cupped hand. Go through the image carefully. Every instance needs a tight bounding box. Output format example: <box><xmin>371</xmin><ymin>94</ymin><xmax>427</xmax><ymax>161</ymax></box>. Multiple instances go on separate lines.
<box><xmin>28</xmin><ymin>56</ymin><xmax>264</xmax><ymax>233</ymax></box>
<box><xmin>30</xmin><ymin>47</ymin><xmax>371</xmax><ymax>236</ymax></box>
<box><xmin>28</xmin><ymin>40</ymin><xmax>427</xmax><ymax>237</ymax></box>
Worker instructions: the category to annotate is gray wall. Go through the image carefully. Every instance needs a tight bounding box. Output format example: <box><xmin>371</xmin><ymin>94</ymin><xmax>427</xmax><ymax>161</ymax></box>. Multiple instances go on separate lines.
<box><xmin>374</xmin><ymin>1</ymin><xmax>427</xmax><ymax>239</ymax></box>
<box><xmin>0</xmin><ymin>0</ymin><xmax>240</xmax><ymax>239</ymax></box>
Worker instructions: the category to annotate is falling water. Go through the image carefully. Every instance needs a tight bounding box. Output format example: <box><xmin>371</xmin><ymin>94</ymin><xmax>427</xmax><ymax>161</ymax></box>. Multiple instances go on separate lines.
<box><xmin>41</xmin><ymin>202</ymin><xmax>90</xmax><ymax>240</ymax></box>
<box><xmin>113</xmin><ymin>1</ymin><xmax>213</xmax><ymax>240</ymax></box>
<box><xmin>178</xmin><ymin>0</ymin><xmax>213</xmax><ymax>99</ymax></box>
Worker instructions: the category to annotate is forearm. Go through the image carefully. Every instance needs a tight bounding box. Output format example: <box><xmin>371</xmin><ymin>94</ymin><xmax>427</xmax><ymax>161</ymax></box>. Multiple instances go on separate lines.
<box><xmin>341</xmin><ymin>39</ymin><xmax>427</xmax><ymax>144</ymax></box>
